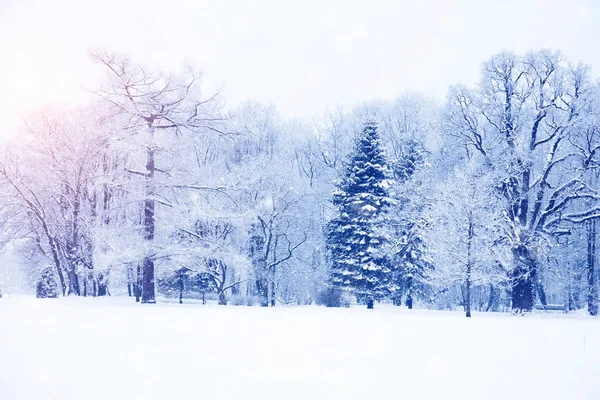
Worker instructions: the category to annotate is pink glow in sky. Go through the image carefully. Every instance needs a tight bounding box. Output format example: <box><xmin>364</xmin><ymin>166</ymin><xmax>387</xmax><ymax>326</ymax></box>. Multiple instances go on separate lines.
<box><xmin>1</xmin><ymin>0</ymin><xmax>599</xmax><ymax>139</ymax></box>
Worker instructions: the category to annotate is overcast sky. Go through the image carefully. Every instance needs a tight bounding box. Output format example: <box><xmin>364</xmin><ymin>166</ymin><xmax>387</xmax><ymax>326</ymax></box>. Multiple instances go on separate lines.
<box><xmin>1</xmin><ymin>0</ymin><xmax>599</xmax><ymax>136</ymax></box>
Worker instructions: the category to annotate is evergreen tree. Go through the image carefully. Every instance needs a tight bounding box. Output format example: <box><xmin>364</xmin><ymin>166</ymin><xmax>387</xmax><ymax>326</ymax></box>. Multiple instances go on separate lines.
<box><xmin>395</xmin><ymin>224</ymin><xmax>433</xmax><ymax>309</ymax></box>
<box><xmin>326</xmin><ymin>120</ymin><xmax>394</xmax><ymax>309</ymax></box>
<box><xmin>389</xmin><ymin>138</ymin><xmax>424</xmax><ymax>183</ymax></box>
<box><xmin>387</xmin><ymin>137</ymin><xmax>433</xmax><ymax>308</ymax></box>
<box><xmin>36</xmin><ymin>267</ymin><xmax>59</xmax><ymax>298</ymax></box>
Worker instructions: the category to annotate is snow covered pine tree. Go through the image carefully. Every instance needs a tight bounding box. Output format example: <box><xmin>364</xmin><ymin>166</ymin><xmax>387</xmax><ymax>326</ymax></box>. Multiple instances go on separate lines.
<box><xmin>387</xmin><ymin>137</ymin><xmax>433</xmax><ymax>309</ymax></box>
<box><xmin>326</xmin><ymin>120</ymin><xmax>394</xmax><ymax>309</ymax></box>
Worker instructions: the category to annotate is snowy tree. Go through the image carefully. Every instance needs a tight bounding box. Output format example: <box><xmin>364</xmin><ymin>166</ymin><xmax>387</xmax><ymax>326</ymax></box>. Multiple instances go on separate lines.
<box><xmin>0</xmin><ymin>105</ymin><xmax>116</xmax><ymax>297</ymax></box>
<box><xmin>425</xmin><ymin>161</ymin><xmax>506</xmax><ymax>317</ymax></box>
<box><xmin>444</xmin><ymin>51</ymin><xmax>598</xmax><ymax>313</ymax></box>
<box><xmin>326</xmin><ymin>120</ymin><xmax>394</xmax><ymax>309</ymax></box>
<box><xmin>386</xmin><ymin>135</ymin><xmax>433</xmax><ymax>308</ymax></box>
<box><xmin>91</xmin><ymin>50</ymin><xmax>227</xmax><ymax>304</ymax></box>
<box><xmin>35</xmin><ymin>267</ymin><xmax>59</xmax><ymax>298</ymax></box>
<box><xmin>229</xmin><ymin>103</ymin><xmax>311</xmax><ymax>306</ymax></box>
<box><xmin>393</xmin><ymin>223</ymin><xmax>433</xmax><ymax>309</ymax></box>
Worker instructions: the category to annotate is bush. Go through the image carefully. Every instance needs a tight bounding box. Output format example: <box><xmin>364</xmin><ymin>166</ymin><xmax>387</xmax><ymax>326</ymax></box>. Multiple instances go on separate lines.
<box><xmin>36</xmin><ymin>267</ymin><xmax>59</xmax><ymax>298</ymax></box>
<box><xmin>316</xmin><ymin>288</ymin><xmax>350</xmax><ymax>307</ymax></box>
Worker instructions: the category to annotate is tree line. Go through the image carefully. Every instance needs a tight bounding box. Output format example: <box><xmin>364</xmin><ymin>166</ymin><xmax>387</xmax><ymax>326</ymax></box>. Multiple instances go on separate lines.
<box><xmin>0</xmin><ymin>49</ymin><xmax>598</xmax><ymax>316</ymax></box>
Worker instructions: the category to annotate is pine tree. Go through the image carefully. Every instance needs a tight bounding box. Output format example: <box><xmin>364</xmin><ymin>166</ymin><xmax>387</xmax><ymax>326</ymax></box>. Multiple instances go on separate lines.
<box><xmin>36</xmin><ymin>267</ymin><xmax>59</xmax><ymax>298</ymax></box>
<box><xmin>326</xmin><ymin>120</ymin><xmax>394</xmax><ymax>309</ymax></box>
<box><xmin>387</xmin><ymin>137</ymin><xmax>433</xmax><ymax>308</ymax></box>
<box><xmin>395</xmin><ymin>224</ymin><xmax>433</xmax><ymax>309</ymax></box>
<box><xmin>390</xmin><ymin>138</ymin><xmax>424</xmax><ymax>183</ymax></box>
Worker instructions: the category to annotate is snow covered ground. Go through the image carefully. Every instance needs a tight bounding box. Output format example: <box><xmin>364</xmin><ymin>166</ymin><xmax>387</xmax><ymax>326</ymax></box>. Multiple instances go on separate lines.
<box><xmin>1</xmin><ymin>296</ymin><xmax>599</xmax><ymax>400</ymax></box>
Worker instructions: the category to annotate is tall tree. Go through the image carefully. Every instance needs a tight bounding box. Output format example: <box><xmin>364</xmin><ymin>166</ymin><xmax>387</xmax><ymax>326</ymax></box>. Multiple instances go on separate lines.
<box><xmin>444</xmin><ymin>51</ymin><xmax>597</xmax><ymax>312</ymax></box>
<box><xmin>91</xmin><ymin>51</ymin><xmax>226</xmax><ymax>303</ymax></box>
<box><xmin>326</xmin><ymin>120</ymin><xmax>394</xmax><ymax>309</ymax></box>
<box><xmin>387</xmin><ymin>137</ymin><xmax>433</xmax><ymax>309</ymax></box>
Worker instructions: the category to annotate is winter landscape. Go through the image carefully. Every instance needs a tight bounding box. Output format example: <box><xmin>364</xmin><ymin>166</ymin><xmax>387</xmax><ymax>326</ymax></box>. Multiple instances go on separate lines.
<box><xmin>1</xmin><ymin>0</ymin><xmax>600</xmax><ymax>399</ymax></box>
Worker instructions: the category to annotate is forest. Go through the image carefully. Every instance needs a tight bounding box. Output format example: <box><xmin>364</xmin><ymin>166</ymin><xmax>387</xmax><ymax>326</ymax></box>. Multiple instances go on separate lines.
<box><xmin>1</xmin><ymin>48</ymin><xmax>599</xmax><ymax>317</ymax></box>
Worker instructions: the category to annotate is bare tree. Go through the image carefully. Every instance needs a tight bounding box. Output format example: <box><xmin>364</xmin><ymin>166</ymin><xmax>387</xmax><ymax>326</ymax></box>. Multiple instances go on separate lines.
<box><xmin>91</xmin><ymin>50</ymin><xmax>227</xmax><ymax>303</ymax></box>
<box><xmin>444</xmin><ymin>51</ymin><xmax>599</xmax><ymax>312</ymax></box>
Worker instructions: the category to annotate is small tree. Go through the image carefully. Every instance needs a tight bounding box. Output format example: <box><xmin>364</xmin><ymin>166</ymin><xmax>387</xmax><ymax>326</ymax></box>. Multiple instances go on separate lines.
<box><xmin>394</xmin><ymin>224</ymin><xmax>433</xmax><ymax>309</ymax></box>
<box><xmin>326</xmin><ymin>120</ymin><xmax>394</xmax><ymax>309</ymax></box>
<box><xmin>36</xmin><ymin>267</ymin><xmax>59</xmax><ymax>298</ymax></box>
<box><xmin>386</xmin><ymin>135</ymin><xmax>431</xmax><ymax>308</ymax></box>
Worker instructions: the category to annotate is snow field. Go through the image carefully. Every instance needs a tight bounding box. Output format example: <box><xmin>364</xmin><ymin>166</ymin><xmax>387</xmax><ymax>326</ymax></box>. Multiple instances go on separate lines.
<box><xmin>1</xmin><ymin>297</ymin><xmax>599</xmax><ymax>400</ymax></box>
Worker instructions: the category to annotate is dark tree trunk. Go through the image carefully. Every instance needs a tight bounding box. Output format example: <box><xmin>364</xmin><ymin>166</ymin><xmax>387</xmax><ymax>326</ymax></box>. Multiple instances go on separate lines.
<box><xmin>366</xmin><ymin>298</ymin><xmax>374</xmax><ymax>309</ymax></box>
<box><xmin>486</xmin><ymin>284</ymin><xmax>500</xmax><ymax>312</ymax></box>
<box><xmin>97</xmin><ymin>273</ymin><xmax>109</xmax><ymax>296</ymax></box>
<box><xmin>97</xmin><ymin>282</ymin><xmax>108</xmax><ymax>296</ymax></box>
<box><xmin>465</xmin><ymin>217</ymin><xmax>473</xmax><ymax>318</ymax></box>
<box><xmin>537</xmin><ymin>281</ymin><xmax>548</xmax><ymax>307</ymax></box>
<box><xmin>178</xmin><ymin>272</ymin><xmax>184</xmax><ymax>304</ymax></box>
<box><xmin>269</xmin><ymin>264</ymin><xmax>277</xmax><ymax>307</ymax></box>
<box><xmin>406</xmin><ymin>295</ymin><xmax>413</xmax><ymax>309</ymax></box>
<box><xmin>141</xmin><ymin>146</ymin><xmax>156</xmax><ymax>304</ymax></box>
<box><xmin>141</xmin><ymin>256</ymin><xmax>155</xmax><ymax>303</ymax></box>
<box><xmin>465</xmin><ymin>277</ymin><xmax>471</xmax><ymax>318</ymax></box>
<box><xmin>135</xmin><ymin>264</ymin><xmax>141</xmax><ymax>303</ymax></box>
<box><xmin>392</xmin><ymin>280</ymin><xmax>403</xmax><ymax>306</ymax></box>
<box><xmin>66</xmin><ymin>268</ymin><xmax>81</xmax><ymax>296</ymax></box>
<box><xmin>510</xmin><ymin>244</ymin><xmax>536</xmax><ymax>313</ymax></box>
<box><xmin>256</xmin><ymin>278</ymin><xmax>269</xmax><ymax>307</ymax></box>
<box><xmin>47</xmin><ymin>235</ymin><xmax>67</xmax><ymax>297</ymax></box>
<box><xmin>587</xmin><ymin>219</ymin><xmax>598</xmax><ymax>316</ymax></box>
<box><xmin>218</xmin><ymin>292</ymin><xmax>227</xmax><ymax>305</ymax></box>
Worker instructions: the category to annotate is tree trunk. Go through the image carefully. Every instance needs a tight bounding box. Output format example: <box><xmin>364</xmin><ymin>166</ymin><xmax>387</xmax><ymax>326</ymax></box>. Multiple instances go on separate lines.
<box><xmin>178</xmin><ymin>273</ymin><xmax>184</xmax><ymax>305</ymax></box>
<box><xmin>510</xmin><ymin>244</ymin><xmax>536</xmax><ymax>313</ymax></box>
<box><xmin>537</xmin><ymin>281</ymin><xmax>548</xmax><ymax>307</ymax></box>
<box><xmin>256</xmin><ymin>278</ymin><xmax>269</xmax><ymax>307</ymax></box>
<box><xmin>406</xmin><ymin>295</ymin><xmax>413</xmax><ymax>309</ymax></box>
<box><xmin>587</xmin><ymin>219</ymin><xmax>598</xmax><ymax>316</ymax></box>
<box><xmin>465</xmin><ymin>217</ymin><xmax>473</xmax><ymax>318</ymax></box>
<box><xmin>68</xmin><ymin>193</ymin><xmax>82</xmax><ymax>296</ymax></box>
<box><xmin>141</xmin><ymin>256</ymin><xmax>155</xmax><ymax>303</ymax></box>
<box><xmin>218</xmin><ymin>292</ymin><xmax>227</xmax><ymax>305</ymax></box>
<box><xmin>366</xmin><ymin>298</ymin><xmax>374</xmax><ymax>309</ymax></box>
<box><xmin>66</xmin><ymin>268</ymin><xmax>81</xmax><ymax>296</ymax></box>
<box><xmin>486</xmin><ymin>284</ymin><xmax>500</xmax><ymax>312</ymax></box>
<box><xmin>135</xmin><ymin>264</ymin><xmax>141</xmax><ymax>303</ymax></box>
<box><xmin>49</xmin><ymin>238</ymin><xmax>67</xmax><ymax>296</ymax></box>
<box><xmin>465</xmin><ymin>274</ymin><xmax>472</xmax><ymax>318</ymax></box>
<box><xmin>97</xmin><ymin>273</ymin><xmax>109</xmax><ymax>296</ymax></box>
<box><xmin>141</xmin><ymin>145</ymin><xmax>156</xmax><ymax>304</ymax></box>
<box><xmin>269</xmin><ymin>280</ymin><xmax>276</xmax><ymax>307</ymax></box>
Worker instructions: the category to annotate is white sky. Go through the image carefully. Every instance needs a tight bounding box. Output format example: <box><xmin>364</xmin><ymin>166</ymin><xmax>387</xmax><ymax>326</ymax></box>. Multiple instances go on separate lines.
<box><xmin>1</xmin><ymin>0</ymin><xmax>599</xmax><ymax>137</ymax></box>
